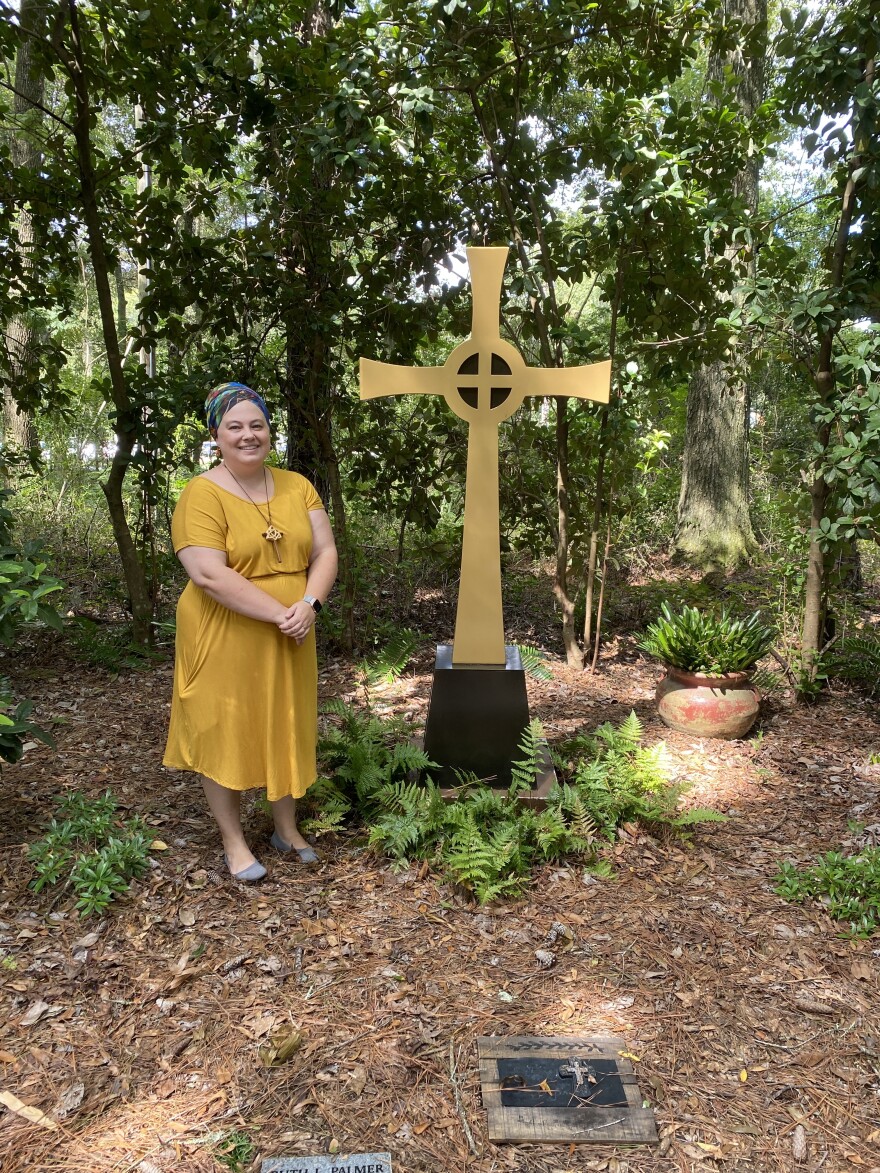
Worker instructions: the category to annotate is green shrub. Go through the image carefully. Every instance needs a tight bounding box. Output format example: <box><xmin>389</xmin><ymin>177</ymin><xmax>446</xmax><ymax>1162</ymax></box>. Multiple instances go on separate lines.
<box><xmin>66</xmin><ymin>616</ymin><xmax>160</xmax><ymax>672</ymax></box>
<box><xmin>639</xmin><ymin>602</ymin><xmax>775</xmax><ymax>675</ymax></box>
<box><xmin>358</xmin><ymin>626</ymin><xmax>419</xmax><ymax>687</ymax></box>
<box><xmin>775</xmin><ymin>848</ymin><xmax>880</xmax><ymax>938</ymax></box>
<box><xmin>28</xmin><ymin>791</ymin><xmax>152</xmax><ymax>915</ymax></box>
<box><xmin>828</xmin><ymin>628</ymin><xmax>880</xmax><ymax>696</ymax></box>
<box><xmin>312</xmin><ymin>705</ymin><xmax>724</xmax><ymax>904</ymax></box>
<box><xmin>0</xmin><ymin>461</ymin><xmax>63</xmax><ymax>766</ymax></box>
<box><xmin>0</xmin><ymin>678</ymin><xmax>54</xmax><ymax>765</ymax></box>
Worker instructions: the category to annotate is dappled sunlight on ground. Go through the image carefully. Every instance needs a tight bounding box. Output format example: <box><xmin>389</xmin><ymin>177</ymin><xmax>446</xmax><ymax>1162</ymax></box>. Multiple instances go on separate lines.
<box><xmin>1</xmin><ymin>636</ymin><xmax>879</xmax><ymax>1172</ymax></box>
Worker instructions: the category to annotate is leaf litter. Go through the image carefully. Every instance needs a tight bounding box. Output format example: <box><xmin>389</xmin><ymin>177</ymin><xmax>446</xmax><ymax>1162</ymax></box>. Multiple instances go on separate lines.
<box><xmin>0</xmin><ymin>632</ymin><xmax>879</xmax><ymax>1172</ymax></box>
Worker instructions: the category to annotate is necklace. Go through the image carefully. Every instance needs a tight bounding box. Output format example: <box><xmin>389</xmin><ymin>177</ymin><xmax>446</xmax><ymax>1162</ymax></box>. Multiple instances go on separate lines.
<box><xmin>224</xmin><ymin>465</ymin><xmax>283</xmax><ymax>562</ymax></box>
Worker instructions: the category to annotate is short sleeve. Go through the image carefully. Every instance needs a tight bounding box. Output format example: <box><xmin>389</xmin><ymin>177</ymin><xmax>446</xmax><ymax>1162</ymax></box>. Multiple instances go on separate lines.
<box><xmin>171</xmin><ymin>479</ymin><xmax>228</xmax><ymax>553</ymax></box>
<box><xmin>300</xmin><ymin>476</ymin><xmax>324</xmax><ymax>512</ymax></box>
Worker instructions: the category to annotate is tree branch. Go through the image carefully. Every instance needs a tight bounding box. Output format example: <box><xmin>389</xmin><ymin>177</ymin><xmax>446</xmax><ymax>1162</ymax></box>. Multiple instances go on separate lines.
<box><xmin>0</xmin><ymin>78</ymin><xmax>73</xmax><ymax>131</ymax></box>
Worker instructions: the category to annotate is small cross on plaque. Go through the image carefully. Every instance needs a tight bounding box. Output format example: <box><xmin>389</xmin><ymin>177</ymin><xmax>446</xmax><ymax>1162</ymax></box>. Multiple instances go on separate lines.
<box><xmin>559</xmin><ymin>1058</ymin><xmax>597</xmax><ymax>1094</ymax></box>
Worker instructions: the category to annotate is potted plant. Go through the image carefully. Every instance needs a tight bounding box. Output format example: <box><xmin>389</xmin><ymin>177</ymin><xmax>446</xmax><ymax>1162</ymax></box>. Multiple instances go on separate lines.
<box><xmin>638</xmin><ymin>603</ymin><xmax>775</xmax><ymax>738</ymax></box>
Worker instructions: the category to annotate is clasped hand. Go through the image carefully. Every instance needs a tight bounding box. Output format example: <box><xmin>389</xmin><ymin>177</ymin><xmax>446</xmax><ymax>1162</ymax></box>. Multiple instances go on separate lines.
<box><xmin>276</xmin><ymin>599</ymin><xmax>315</xmax><ymax>644</ymax></box>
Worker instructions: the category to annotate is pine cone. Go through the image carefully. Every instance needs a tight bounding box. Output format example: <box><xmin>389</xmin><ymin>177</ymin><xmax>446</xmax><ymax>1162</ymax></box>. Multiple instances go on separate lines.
<box><xmin>792</xmin><ymin>1124</ymin><xmax>807</xmax><ymax>1163</ymax></box>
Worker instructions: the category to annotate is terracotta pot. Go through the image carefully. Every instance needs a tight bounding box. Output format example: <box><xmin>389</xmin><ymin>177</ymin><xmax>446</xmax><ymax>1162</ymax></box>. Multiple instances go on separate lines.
<box><xmin>655</xmin><ymin>665</ymin><xmax>760</xmax><ymax>739</ymax></box>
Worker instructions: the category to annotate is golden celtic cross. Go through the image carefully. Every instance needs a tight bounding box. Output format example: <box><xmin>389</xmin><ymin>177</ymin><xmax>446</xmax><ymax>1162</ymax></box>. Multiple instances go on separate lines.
<box><xmin>360</xmin><ymin>247</ymin><xmax>611</xmax><ymax>666</ymax></box>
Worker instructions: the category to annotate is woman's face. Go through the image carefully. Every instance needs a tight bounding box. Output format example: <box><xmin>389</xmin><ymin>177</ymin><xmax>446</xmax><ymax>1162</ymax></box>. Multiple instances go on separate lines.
<box><xmin>215</xmin><ymin>400</ymin><xmax>271</xmax><ymax>469</ymax></box>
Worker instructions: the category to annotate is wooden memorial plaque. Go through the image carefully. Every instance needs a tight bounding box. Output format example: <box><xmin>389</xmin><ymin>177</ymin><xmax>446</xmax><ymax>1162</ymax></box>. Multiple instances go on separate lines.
<box><xmin>477</xmin><ymin>1035</ymin><xmax>657</xmax><ymax>1145</ymax></box>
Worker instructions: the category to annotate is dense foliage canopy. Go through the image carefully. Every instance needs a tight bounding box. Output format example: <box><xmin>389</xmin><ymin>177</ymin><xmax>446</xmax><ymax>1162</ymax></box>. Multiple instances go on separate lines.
<box><xmin>1</xmin><ymin>0</ymin><xmax>877</xmax><ymax>703</ymax></box>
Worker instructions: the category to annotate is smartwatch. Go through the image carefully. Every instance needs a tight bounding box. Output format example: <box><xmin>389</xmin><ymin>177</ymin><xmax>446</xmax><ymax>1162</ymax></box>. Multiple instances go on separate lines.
<box><xmin>303</xmin><ymin>594</ymin><xmax>322</xmax><ymax>613</ymax></box>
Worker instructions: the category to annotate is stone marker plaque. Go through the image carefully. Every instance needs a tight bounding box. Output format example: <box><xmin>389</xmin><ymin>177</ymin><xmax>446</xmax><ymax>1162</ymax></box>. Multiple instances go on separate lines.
<box><xmin>261</xmin><ymin>1155</ymin><xmax>392</xmax><ymax>1173</ymax></box>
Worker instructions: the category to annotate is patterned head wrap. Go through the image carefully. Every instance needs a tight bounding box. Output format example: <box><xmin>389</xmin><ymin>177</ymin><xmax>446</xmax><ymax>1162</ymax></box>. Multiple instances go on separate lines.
<box><xmin>205</xmin><ymin>382</ymin><xmax>270</xmax><ymax>434</ymax></box>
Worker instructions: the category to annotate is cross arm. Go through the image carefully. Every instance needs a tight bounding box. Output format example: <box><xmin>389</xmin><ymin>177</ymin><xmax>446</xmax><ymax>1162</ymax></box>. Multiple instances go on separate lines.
<box><xmin>359</xmin><ymin>358</ymin><xmax>450</xmax><ymax>401</ymax></box>
<box><xmin>523</xmin><ymin>359</ymin><xmax>612</xmax><ymax>404</ymax></box>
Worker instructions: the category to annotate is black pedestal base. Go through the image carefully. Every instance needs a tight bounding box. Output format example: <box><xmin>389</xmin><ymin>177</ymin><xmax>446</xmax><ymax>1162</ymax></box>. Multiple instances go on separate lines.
<box><xmin>422</xmin><ymin>645</ymin><xmax>555</xmax><ymax>798</ymax></box>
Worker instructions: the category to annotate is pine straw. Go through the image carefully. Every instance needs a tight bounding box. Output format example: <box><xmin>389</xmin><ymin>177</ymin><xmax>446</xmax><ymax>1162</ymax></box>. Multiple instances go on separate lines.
<box><xmin>1</xmin><ymin>641</ymin><xmax>879</xmax><ymax>1173</ymax></box>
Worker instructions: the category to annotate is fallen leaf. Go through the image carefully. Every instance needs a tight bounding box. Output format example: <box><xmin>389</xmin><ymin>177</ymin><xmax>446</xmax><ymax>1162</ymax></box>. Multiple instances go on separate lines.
<box><xmin>739</xmin><ymin>1068</ymin><xmax>748</xmax><ymax>1082</ymax></box>
<box><xmin>0</xmin><ymin>1051</ymin><xmax>18</xmax><ymax>1064</ymax></box>
<box><xmin>680</xmin><ymin>1143</ymin><xmax>709</xmax><ymax>1161</ymax></box>
<box><xmin>57</xmin><ymin>1081</ymin><xmax>85</xmax><ymax>1118</ymax></box>
<box><xmin>0</xmin><ymin>1090</ymin><xmax>58</xmax><ymax>1131</ymax></box>
<box><xmin>259</xmin><ymin>1028</ymin><xmax>303</xmax><ymax>1067</ymax></box>
<box><xmin>20</xmin><ymin>1001</ymin><xmax>50</xmax><ymax>1027</ymax></box>
<box><xmin>70</xmin><ymin>931</ymin><xmax>102</xmax><ymax>952</ymax></box>
<box><xmin>150</xmin><ymin>839</ymin><xmax>169</xmax><ymax>851</ymax></box>
<box><xmin>178</xmin><ymin>907</ymin><xmax>196</xmax><ymax>927</ymax></box>
<box><xmin>347</xmin><ymin>1064</ymin><xmax>367</xmax><ymax>1095</ymax></box>
<box><xmin>538</xmin><ymin>1079</ymin><xmax>553</xmax><ymax>1095</ymax></box>
<box><xmin>697</xmin><ymin>1142</ymin><xmax>723</xmax><ymax>1156</ymax></box>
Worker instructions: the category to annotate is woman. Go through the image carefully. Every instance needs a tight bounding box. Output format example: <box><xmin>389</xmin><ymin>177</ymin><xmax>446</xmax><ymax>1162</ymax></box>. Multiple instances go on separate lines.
<box><xmin>163</xmin><ymin>382</ymin><xmax>338</xmax><ymax>881</ymax></box>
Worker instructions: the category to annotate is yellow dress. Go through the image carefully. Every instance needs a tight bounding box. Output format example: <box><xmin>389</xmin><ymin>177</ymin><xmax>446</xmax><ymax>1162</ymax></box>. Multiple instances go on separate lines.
<box><xmin>163</xmin><ymin>468</ymin><xmax>323</xmax><ymax>801</ymax></box>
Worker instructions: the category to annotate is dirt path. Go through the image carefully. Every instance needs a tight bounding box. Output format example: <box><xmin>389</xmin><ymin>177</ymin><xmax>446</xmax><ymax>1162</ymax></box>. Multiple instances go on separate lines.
<box><xmin>1</xmin><ymin>643</ymin><xmax>879</xmax><ymax>1173</ymax></box>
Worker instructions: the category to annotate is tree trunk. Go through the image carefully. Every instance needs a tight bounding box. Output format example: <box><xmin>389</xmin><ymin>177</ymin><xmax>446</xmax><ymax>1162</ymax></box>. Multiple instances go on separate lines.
<box><xmin>799</xmin><ymin>55</ymin><xmax>874</xmax><ymax>685</ymax></box>
<box><xmin>583</xmin><ymin>261</ymin><xmax>624</xmax><ymax>664</ymax></box>
<box><xmin>582</xmin><ymin>420</ymin><xmax>605</xmax><ymax>658</ymax></box>
<box><xmin>675</xmin><ymin>358</ymin><xmax>756</xmax><ymax>567</ymax></box>
<box><xmin>313</xmin><ymin>414</ymin><xmax>356</xmax><ymax>653</ymax></box>
<box><xmin>2</xmin><ymin>0</ymin><xmax>51</xmax><ymax>454</ymax></box>
<box><xmin>303</xmin><ymin>334</ymin><xmax>356</xmax><ymax>654</ymax></box>
<box><xmin>3</xmin><ymin>322</ymin><xmax>39</xmax><ymax>451</ymax></box>
<box><xmin>65</xmin><ymin>0</ymin><xmax>153</xmax><ymax>643</ymax></box>
<box><xmin>674</xmin><ymin>0</ymin><xmax>766</xmax><ymax>569</ymax></box>
<box><xmin>553</xmin><ymin>401</ymin><xmax>581</xmax><ymax>665</ymax></box>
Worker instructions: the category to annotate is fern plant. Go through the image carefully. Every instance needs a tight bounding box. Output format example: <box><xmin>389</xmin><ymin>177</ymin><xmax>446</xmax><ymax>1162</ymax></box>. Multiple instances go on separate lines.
<box><xmin>358</xmin><ymin>627</ymin><xmax>419</xmax><ymax>687</ymax></box>
<box><xmin>301</xmin><ymin>699</ymin><xmax>434</xmax><ymax>837</ymax></box>
<box><xmin>508</xmin><ymin>718</ymin><xmax>545</xmax><ymax>798</ymax></box>
<box><xmin>312</xmin><ymin>704</ymin><xmax>725</xmax><ymax>904</ymax></box>
<box><xmin>515</xmin><ymin>644</ymin><xmax>553</xmax><ymax>681</ymax></box>
<box><xmin>551</xmin><ymin>712</ymin><xmax>724</xmax><ymax>838</ymax></box>
<box><xmin>828</xmin><ymin>629</ymin><xmax>880</xmax><ymax>696</ymax></box>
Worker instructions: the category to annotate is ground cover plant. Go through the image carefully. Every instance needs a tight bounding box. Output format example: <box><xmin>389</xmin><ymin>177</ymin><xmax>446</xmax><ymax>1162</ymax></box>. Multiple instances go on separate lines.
<box><xmin>827</xmin><ymin>627</ymin><xmax>880</xmax><ymax>697</ymax></box>
<box><xmin>775</xmin><ymin>847</ymin><xmax>880</xmax><ymax>938</ymax></box>
<box><xmin>311</xmin><ymin>706</ymin><xmax>725</xmax><ymax>903</ymax></box>
<box><xmin>27</xmin><ymin>790</ymin><xmax>152</xmax><ymax>916</ymax></box>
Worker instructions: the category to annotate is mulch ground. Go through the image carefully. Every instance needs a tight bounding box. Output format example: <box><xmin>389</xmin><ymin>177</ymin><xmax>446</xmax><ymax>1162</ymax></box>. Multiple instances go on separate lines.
<box><xmin>1</xmin><ymin>615</ymin><xmax>879</xmax><ymax>1173</ymax></box>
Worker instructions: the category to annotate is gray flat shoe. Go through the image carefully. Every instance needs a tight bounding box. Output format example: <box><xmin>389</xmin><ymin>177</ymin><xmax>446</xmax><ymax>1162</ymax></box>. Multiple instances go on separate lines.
<box><xmin>270</xmin><ymin>831</ymin><xmax>320</xmax><ymax>863</ymax></box>
<box><xmin>224</xmin><ymin>854</ymin><xmax>267</xmax><ymax>882</ymax></box>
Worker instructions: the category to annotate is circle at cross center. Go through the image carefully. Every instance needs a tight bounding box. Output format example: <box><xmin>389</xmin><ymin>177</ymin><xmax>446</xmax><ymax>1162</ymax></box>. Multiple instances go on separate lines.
<box><xmin>456</xmin><ymin>351</ymin><xmax>513</xmax><ymax>412</ymax></box>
